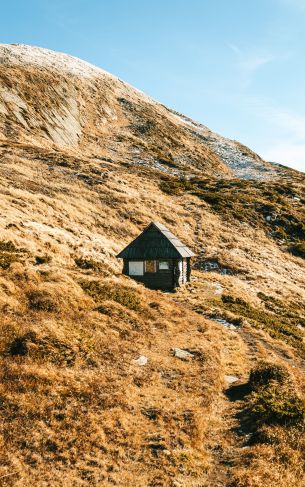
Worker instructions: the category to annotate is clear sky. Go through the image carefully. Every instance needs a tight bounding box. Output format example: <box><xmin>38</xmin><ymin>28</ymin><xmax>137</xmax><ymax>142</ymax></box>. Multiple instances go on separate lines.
<box><xmin>1</xmin><ymin>0</ymin><xmax>305</xmax><ymax>172</ymax></box>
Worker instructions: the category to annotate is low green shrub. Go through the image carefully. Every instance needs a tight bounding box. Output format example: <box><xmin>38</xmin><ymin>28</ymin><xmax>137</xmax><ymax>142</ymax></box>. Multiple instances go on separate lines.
<box><xmin>248</xmin><ymin>362</ymin><xmax>290</xmax><ymax>391</ymax></box>
<box><xmin>9</xmin><ymin>331</ymin><xmax>37</xmax><ymax>356</ymax></box>
<box><xmin>159</xmin><ymin>180</ymin><xmax>184</xmax><ymax>195</ymax></box>
<box><xmin>220</xmin><ymin>294</ymin><xmax>305</xmax><ymax>356</ymax></box>
<box><xmin>247</xmin><ymin>362</ymin><xmax>305</xmax><ymax>427</ymax></box>
<box><xmin>8</xmin><ymin>330</ymin><xmax>77</xmax><ymax>366</ymax></box>
<box><xmin>222</xmin><ymin>295</ymin><xmax>247</xmax><ymax>306</ymax></box>
<box><xmin>0</xmin><ymin>252</ymin><xmax>19</xmax><ymax>269</ymax></box>
<box><xmin>159</xmin><ymin>177</ymin><xmax>192</xmax><ymax>195</ymax></box>
<box><xmin>0</xmin><ymin>241</ymin><xmax>20</xmax><ymax>252</ymax></box>
<box><xmin>80</xmin><ymin>280</ymin><xmax>142</xmax><ymax>311</ymax></box>
<box><xmin>250</xmin><ymin>387</ymin><xmax>305</xmax><ymax>426</ymax></box>
<box><xmin>159</xmin><ymin>176</ymin><xmax>305</xmax><ymax>249</ymax></box>
<box><xmin>289</xmin><ymin>242</ymin><xmax>305</xmax><ymax>259</ymax></box>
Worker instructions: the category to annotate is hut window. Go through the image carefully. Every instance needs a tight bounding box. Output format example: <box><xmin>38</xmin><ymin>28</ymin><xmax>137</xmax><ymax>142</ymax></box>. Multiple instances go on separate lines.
<box><xmin>129</xmin><ymin>261</ymin><xmax>144</xmax><ymax>276</ymax></box>
<box><xmin>145</xmin><ymin>260</ymin><xmax>156</xmax><ymax>273</ymax></box>
<box><xmin>159</xmin><ymin>261</ymin><xmax>170</xmax><ymax>270</ymax></box>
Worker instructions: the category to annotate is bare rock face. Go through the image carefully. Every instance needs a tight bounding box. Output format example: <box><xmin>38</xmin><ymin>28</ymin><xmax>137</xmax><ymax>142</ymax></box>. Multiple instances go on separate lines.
<box><xmin>0</xmin><ymin>44</ymin><xmax>279</xmax><ymax>180</ymax></box>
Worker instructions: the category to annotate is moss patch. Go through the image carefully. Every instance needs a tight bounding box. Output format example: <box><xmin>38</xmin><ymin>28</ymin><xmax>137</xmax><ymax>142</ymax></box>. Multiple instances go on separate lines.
<box><xmin>220</xmin><ymin>294</ymin><xmax>305</xmax><ymax>357</ymax></box>
<box><xmin>160</xmin><ymin>176</ymin><xmax>305</xmax><ymax>252</ymax></box>
<box><xmin>80</xmin><ymin>280</ymin><xmax>143</xmax><ymax>311</ymax></box>
<box><xmin>247</xmin><ymin>362</ymin><xmax>305</xmax><ymax>427</ymax></box>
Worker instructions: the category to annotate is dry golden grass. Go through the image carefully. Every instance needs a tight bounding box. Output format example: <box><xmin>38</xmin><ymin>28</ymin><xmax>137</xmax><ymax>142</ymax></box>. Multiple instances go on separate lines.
<box><xmin>0</xmin><ymin>141</ymin><xmax>304</xmax><ymax>485</ymax></box>
<box><xmin>0</xmin><ymin>260</ymin><xmax>224</xmax><ymax>486</ymax></box>
<box><xmin>0</xmin><ymin>48</ymin><xmax>304</xmax><ymax>485</ymax></box>
<box><xmin>0</xmin><ymin>60</ymin><xmax>229</xmax><ymax>178</ymax></box>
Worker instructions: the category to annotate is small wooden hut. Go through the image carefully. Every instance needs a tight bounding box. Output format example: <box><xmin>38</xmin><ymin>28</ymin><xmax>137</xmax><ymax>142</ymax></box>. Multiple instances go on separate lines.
<box><xmin>116</xmin><ymin>221</ymin><xmax>195</xmax><ymax>290</ymax></box>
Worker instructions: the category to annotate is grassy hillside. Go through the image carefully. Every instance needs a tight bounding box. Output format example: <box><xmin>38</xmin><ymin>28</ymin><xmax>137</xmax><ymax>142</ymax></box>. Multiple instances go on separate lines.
<box><xmin>160</xmin><ymin>173</ymin><xmax>305</xmax><ymax>252</ymax></box>
<box><xmin>0</xmin><ymin>260</ymin><xmax>224</xmax><ymax>485</ymax></box>
<box><xmin>0</xmin><ymin>142</ymin><xmax>304</xmax><ymax>486</ymax></box>
<box><xmin>0</xmin><ymin>45</ymin><xmax>304</xmax><ymax>486</ymax></box>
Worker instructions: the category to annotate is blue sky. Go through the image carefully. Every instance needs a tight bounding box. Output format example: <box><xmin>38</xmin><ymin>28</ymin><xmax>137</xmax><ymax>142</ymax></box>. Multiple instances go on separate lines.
<box><xmin>1</xmin><ymin>0</ymin><xmax>305</xmax><ymax>172</ymax></box>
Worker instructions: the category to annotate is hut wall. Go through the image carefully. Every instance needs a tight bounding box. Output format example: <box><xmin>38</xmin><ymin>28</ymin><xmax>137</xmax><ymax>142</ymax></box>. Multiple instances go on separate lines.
<box><xmin>122</xmin><ymin>259</ymin><xmax>129</xmax><ymax>275</ymax></box>
<box><xmin>122</xmin><ymin>257</ymin><xmax>192</xmax><ymax>290</ymax></box>
<box><xmin>182</xmin><ymin>258</ymin><xmax>188</xmax><ymax>285</ymax></box>
<box><xmin>186</xmin><ymin>258</ymin><xmax>191</xmax><ymax>282</ymax></box>
<box><xmin>176</xmin><ymin>258</ymin><xmax>188</xmax><ymax>286</ymax></box>
<box><xmin>123</xmin><ymin>259</ymin><xmax>174</xmax><ymax>290</ymax></box>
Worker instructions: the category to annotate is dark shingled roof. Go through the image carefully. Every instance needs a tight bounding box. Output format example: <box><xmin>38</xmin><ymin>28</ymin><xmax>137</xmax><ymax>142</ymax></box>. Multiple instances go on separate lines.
<box><xmin>116</xmin><ymin>221</ymin><xmax>196</xmax><ymax>259</ymax></box>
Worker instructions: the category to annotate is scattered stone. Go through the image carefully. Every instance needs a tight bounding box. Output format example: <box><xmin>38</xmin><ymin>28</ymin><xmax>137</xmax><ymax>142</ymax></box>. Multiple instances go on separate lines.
<box><xmin>173</xmin><ymin>348</ymin><xmax>194</xmax><ymax>360</ymax></box>
<box><xmin>224</xmin><ymin>375</ymin><xmax>239</xmax><ymax>384</ymax></box>
<box><xmin>213</xmin><ymin>283</ymin><xmax>224</xmax><ymax>295</ymax></box>
<box><xmin>134</xmin><ymin>355</ymin><xmax>148</xmax><ymax>366</ymax></box>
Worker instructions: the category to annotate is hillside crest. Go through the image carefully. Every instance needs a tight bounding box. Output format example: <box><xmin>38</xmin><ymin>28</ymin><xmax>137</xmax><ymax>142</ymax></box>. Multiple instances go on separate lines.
<box><xmin>0</xmin><ymin>43</ymin><xmax>282</xmax><ymax>180</ymax></box>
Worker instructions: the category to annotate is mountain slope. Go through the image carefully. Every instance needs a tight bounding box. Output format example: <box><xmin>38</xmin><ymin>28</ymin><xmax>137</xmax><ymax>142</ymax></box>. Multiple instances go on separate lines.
<box><xmin>0</xmin><ymin>44</ymin><xmax>304</xmax><ymax>486</ymax></box>
<box><xmin>0</xmin><ymin>43</ymin><xmax>280</xmax><ymax>180</ymax></box>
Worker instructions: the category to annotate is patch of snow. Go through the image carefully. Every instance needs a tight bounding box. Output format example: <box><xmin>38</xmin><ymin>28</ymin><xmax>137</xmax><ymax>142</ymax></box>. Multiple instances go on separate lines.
<box><xmin>211</xmin><ymin>317</ymin><xmax>238</xmax><ymax>330</ymax></box>
<box><xmin>195</xmin><ymin>259</ymin><xmax>233</xmax><ymax>275</ymax></box>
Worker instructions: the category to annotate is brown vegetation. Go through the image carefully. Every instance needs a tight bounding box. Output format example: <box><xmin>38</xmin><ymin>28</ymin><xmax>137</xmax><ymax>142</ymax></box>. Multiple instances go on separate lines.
<box><xmin>0</xmin><ymin>261</ymin><xmax>223</xmax><ymax>486</ymax></box>
<box><xmin>0</xmin><ymin>45</ymin><xmax>304</xmax><ymax>485</ymax></box>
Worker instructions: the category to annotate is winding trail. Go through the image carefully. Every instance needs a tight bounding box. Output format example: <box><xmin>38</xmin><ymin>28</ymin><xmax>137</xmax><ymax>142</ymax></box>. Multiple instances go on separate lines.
<box><xmin>204</xmin><ymin>324</ymin><xmax>254</xmax><ymax>486</ymax></box>
<box><xmin>205</xmin><ymin>321</ymin><xmax>305</xmax><ymax>485</ymax></box>
<box><xmin>181</xmin><ymin>198</ymin><xmax>305</xmax><ymax>486</ymax></box>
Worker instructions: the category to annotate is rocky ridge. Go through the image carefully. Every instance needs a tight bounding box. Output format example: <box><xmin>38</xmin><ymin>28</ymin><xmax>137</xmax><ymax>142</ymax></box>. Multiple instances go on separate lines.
<box><xmin>1</xmin><ymin>44</ymin><xmax>281</xmax><ymax>180</ymax></box>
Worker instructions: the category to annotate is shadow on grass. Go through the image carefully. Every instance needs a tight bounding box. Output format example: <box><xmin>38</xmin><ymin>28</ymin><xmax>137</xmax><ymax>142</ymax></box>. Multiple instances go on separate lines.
<box><xmin>225</xmin><ymin>382</ymin><xmax>257</xmax><ymax>441</ymax></box>
<box><xmin>225</xmin><ymin>382</ymin><xmax>250</xmax><ymax>402</ymax></box>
